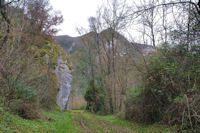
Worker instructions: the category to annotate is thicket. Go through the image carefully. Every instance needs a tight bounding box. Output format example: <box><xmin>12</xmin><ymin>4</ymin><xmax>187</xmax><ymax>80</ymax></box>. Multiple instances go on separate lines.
<box><xmin>126</xmin><ymin>44</ymin><xmax>200</xmax><ymax>132</ymax></box>
<box><xmin>0</xmin><ymin>0</ymin><xmax>66</xmax><ymax>119</ymax></box>
<box><xmin>78</xmin><ymin>3</ymin><xmax>200</xmax><ymax>132</ymax></box>
<box><xmin>124</xmin><ymin>0</ymin><xmax>200</xmax><ymax>132</ymax></box>
<box><xmin>84</xmin><ymin>79</ymin><xmax>106</xmax><ymax>114</ymax></box>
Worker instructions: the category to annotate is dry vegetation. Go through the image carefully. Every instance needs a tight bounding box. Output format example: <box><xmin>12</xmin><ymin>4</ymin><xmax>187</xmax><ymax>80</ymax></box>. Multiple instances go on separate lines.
<box><xmin>77</xmin><ymin>0</ymin><xmax>200</xmax><ymax>132</ymax></box>
<box><xmin>0</xmin><ymin>0</ymin><xmax>200</xmax><ymax>132</ymax></box>
<box><xmin>0</xmin><ymin>0</ymin><xmax>68</xmax><ymax>119</ymax></box>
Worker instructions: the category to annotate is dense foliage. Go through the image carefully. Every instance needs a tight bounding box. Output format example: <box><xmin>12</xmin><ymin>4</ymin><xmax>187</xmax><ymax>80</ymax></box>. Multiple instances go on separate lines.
<box><xmin>125</xmin><ymin>0</ymin><xmax>200</xmax><ymax>131</ymax></box>
<box><xmin>0</xmin><ymin>0</ymin><xmax>68</xmax><ymax>119</ymax></box>
<box><xmin>126</xmin><ymin>45</ymin><xmax>200</xmax><ymax>131</ymax></box>
<box><xmin>77</xmin><ymin>1</ymin><xmax>200</xmax><ymax>132</ymax></box>
<box><xmin>84</xmin><ymin>79</ymin><xmax>106</xmax><ymax>114</ymax></box>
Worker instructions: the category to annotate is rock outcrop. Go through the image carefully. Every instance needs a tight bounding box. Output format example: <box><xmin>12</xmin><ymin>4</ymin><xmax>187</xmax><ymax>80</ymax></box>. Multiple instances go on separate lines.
<box><xmin>55</xmin><ymin>57</ymin><xmax>73</xmax><ymax>110</ymax></box>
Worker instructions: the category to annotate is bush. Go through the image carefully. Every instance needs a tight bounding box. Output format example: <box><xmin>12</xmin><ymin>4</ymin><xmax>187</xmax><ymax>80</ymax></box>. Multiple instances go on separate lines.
<box><xmin>126</xmin><ymin>45</ymin><xmax>200</xmax><ymax>131</ymax></box>
<box><xmin>5</xmin><ymin>82</ymin><xmax>40</xmax><ymax>119</ymax></box>
<box><xmin>126</xmin><ymin>86</ymin><xmax>162</xmax><ymax>123</ymax></box>
<box><xmin>84</xmin><ymin>79</ymin><xmax>106</xmax><ymax>114</ymax></box>
<box><xmin>116</xmin><ymin>111</ymin><xmax>125</xmax><ymax>120</ymax></box>
<box><xmin>80</xmin><ymin>104</ymin><xmax>87</xmax><ymax>110</ymax></box>
<box><xmin>0</xmin><ymin>0</ymin><xmax>65</xmax><ymax>120</ymax></box>
<box><xmin>0</xmin><ymin>68</ymin><xmax>59</xmax><ymax>119</ymax></box>
<box><xmin>36</xmin><ymin>73</ymin><xmax>59</xmax><ymax>110</ymax></box>
<box><xmin>16</xmin><ymin>82</ymin><xmax>38</xmax><ymax>101</ymax></box>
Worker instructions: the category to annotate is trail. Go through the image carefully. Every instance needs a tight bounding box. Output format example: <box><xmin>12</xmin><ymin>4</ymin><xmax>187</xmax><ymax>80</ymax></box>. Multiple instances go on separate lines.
<box><xmin>79</xmin><ymin>118</ymin><xmax>94</xmax><ymax>133</ymax></box>
<box><xmin>96</xmin><ymin>118</ymin><xmax>135</xmax><ymax>133</ymax></box>
<box><xmin>71</xmin><ymin>110</ymin><xmax>136</xmax><ymax>133</ymax></box>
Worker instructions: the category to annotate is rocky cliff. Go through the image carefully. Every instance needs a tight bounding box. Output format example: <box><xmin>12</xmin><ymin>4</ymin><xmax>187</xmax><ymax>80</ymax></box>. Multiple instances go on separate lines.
<box><xmin>54</xmin><ymin>30</ymin><xmax>155</xmax><ymax>110</ymax></box>
<box><xmin>55</xmin><ymin>57</ymin><xmax>73</xmax><ymax>110</ymax></box>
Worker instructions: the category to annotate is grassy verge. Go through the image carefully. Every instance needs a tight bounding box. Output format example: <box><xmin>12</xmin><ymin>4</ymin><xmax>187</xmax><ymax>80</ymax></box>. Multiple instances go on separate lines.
<box><xmin>95</xmin><ymin>114</ymin><xmax>174</xmax><ymax>133</ymax></box>
<box><xmin>0</xmin><ymin>107</ymin><xmax>82</xmax><ymax>133</ymax></box>
<box><xmin>71</xmin><ymin>110</ymin><xmax>174</xmax><ymax>133</ymax></box>
<box><xmin>0</xmin><ymin>108</ymin><xmax>174</xmax><ymax>133</ymax></box>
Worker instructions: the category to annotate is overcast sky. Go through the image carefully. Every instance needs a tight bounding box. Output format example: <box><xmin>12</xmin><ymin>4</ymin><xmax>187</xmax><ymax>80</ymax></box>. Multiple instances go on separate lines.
<box><xmin>50</xmin><ymin>0</ymin><xmax>103</xmax><ymax>37</ymax></box>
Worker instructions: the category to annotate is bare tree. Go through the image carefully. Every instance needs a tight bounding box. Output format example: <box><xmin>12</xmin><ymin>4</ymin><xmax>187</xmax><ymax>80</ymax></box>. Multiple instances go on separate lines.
<box><xmin>80</xmin><ymin>0</ymin><xmax>135</xmax><ymax>113</ymax></box>
<box><xmin>0</xmin><ymin>0</ymin><xmax>21</xmax><ymax>48</ymax></box>
<box><xmin>131</xmin><ymin>0</ymin><xmax>200</xmax><ymax>47</ymax></box>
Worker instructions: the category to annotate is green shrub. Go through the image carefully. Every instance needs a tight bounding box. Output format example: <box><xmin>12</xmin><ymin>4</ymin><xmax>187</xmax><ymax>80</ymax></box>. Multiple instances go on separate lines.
<box><xmin>80</xmin><ymin>104</ymin><xmax>87</xmax><ymax>110</ymax></box>
<box><xmin>116</xmin><ymin>111</ymin><xmax>125</xmax><ymax>120</ymax></box>
<box><xmin>16</xmin><ymin>82</ymin><xmax>37</xmax><ymax>101</ymax></box>
<box><xmin>0</xmin><ymin>0</ymin><xmax>66</xmax><ymax>120</ymax></box>
<box><xmin>4</xmin><ymin>81</ymin><xmax>40</xmax><ymax>119</ymax></box>
<box><xmin>84</xmin><ymin>79</ymin><xmax>106</xmax><ymax>114</ymax></box>
<box><xmin>126</xmin><ymin>44</ymin><xmax>200</xmax><ymax>131</ymax></box>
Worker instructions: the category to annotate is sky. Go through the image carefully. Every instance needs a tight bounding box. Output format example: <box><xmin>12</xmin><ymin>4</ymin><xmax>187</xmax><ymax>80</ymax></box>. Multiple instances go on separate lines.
<box><xmin>50</xmin><ymin>0</ymin><xmax>103</xmax><ymax>37</ymax></box>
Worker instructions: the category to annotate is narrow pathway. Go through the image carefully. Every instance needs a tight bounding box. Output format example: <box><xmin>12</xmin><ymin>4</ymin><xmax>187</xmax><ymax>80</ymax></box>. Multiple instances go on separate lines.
<box><xmin>96</xmin><ymin>118</ymin><xmax>135</xmax><ymax>133</ymax></box>
<box><xmin>79</xmin><ymin>118</ymin><xmax>94</xmax><ymax>133</ymax></box>
<box><xmin>71</xmin><ymin>110</ymin><xmax>136</xmax><ymax>133</ymax></box>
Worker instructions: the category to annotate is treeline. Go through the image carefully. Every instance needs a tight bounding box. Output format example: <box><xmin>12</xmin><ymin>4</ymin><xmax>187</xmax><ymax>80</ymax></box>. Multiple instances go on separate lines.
<box><xmin>79</xmin><ymin>0</ymin><xmax>200</xmax><ymax>132</ymax></box>
<box><xmin>0</xmin><ymin>0</ymin><xmax>67</xmax><ymax>119</ymax></box>
<box><xmin>79</xmin><ymin>29</ymin><xmax>138</xmax><ymax>114</ymax></box>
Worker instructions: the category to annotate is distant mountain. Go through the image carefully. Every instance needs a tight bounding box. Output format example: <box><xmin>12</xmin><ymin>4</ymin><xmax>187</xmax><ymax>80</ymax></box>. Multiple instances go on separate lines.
<box><xmin>55</xmin><ymin>30</ymin><xmax>155</xmax><ymax>55</ymax></box>
<box><xmin>54</xmin><ymin>30</ymin><xmax>155</xmax><ymax>110</ymax></box>
<box><xmin>54</xmin><ymin>35</ymin><xmax>81</xmax><ymax>53</ymax></box>
<box><xmin>55</xmin><ymin>32</ymin><xmax>98</xmax><ymax>54</ymax></box>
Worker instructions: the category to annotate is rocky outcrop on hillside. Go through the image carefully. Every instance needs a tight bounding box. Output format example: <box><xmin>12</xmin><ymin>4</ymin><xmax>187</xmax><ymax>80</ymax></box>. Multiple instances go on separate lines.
<box><xmin>55</xmin><ymin>30</ymin><xmax>155</xmax><ymax>55</ymax></box>
<box><xmin>54</xmin><ymin>35</ymin><xmax>82</xmax><ymax>54</ymax></box>
<box><xmin>131</xmin><ymin>42</ymin><xmax>155</xmax><ymax>56</ymax></box>
<box><xmin>55</xmin><ymin>57</ymin><xmax>73</xmax><ymax>110</ymax></box>
<box><xmin>55</xmin><ymin>30</ymin><xmax>155</xmax><ymax>110</ymax></box>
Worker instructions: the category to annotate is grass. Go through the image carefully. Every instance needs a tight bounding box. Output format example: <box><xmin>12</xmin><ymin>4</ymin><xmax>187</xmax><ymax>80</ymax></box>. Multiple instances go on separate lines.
<box><xmin>71</xmin><ymin>110</ymin><xmax>113</xmax><ymax>133</ymax></box>
<box><xmin>0</xmin><ymin>108</ymin><xmax>174</xmax><ymax>133</ymax></box>
<box><xmin>95</xmin><ymin>114</ymin><xmax>174</xmax><ymax>133</ymax></box>
<box><xmin>70</xmin><ymin>110</ymin><xmax>174</xmax><ymax>133</ymax></box>
<box><xmin>0</xmin><ymin>107</ymin><xmax>82</xmax><ymax>133</ymax></box>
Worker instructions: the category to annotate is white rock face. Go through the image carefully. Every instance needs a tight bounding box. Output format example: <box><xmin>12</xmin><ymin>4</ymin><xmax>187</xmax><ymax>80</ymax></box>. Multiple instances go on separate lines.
<box><xmin>55</xmin><ymin>57</ymin><xmax>73</xmax><ymax>110</ymax></box>
<box><xmin>142</xmin><ymin>47</ymin><xmax>156</xmax><ymax>56</ymax></box>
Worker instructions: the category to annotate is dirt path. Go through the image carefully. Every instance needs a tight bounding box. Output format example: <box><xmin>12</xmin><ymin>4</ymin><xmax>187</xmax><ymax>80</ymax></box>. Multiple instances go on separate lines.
<box><xmin>71</xmin><ymin>110</ymin><xmax>136</xmax><ymax>133</ymax></box>
<box><xmin>79</xmin><ymin>118</ymin><xmax>94</xmax><ymax>133</ymax></box>
<box><xmin>71</xmin><ymin>111</ymin><xmax>95</xmax><ymax>133</ymax></box>
<box><xmin>96</xmin><ymin>118</ymin><xmax>135</xmax><ymax>133</ymax></box>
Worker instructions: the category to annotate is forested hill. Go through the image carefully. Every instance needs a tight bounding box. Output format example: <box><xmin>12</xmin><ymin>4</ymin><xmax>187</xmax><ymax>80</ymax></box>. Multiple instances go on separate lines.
<box><xmin>0</xmin><ymin>0</ymin><xmax>200</xmax><ymax>132</ymax></box>
<box><xmin>55</xmin><ymin>30</ymin><xmax>154</xmax><ymax>54</ymax></box>
<box><xmin>55</xmin><ymin>29</ymin><xmax>156</xmax><ymax>111</ymax></box>
<box><xmin>54</xmin><ymin>35</ymin><xmax>80</xmax><ymax>53</ymax></box>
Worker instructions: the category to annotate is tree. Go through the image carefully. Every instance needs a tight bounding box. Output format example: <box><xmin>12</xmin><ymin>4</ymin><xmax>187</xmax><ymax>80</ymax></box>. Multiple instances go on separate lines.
<box><xmin>0</xmin><ymin>0</ymin><xmax>20</xmax><ymax>48</ymax></box>
<box><xmin>81</xmin><ymin>0</ymin><xmax>137</xmax><ymax>113</ymax></box>
<box><xmin>0</xmin><ymin>0</ymin><xmax>65</xmax><ymax>119</ymax></box>
<box><xmin>131</xmin><ymin>0</ymin><xmax>200</xmax><ymax>47</ymax></box>
<box><xmin>125</xmin><ymin>0</ymin><xmax>200</xmax><ymax>131</ymax></box>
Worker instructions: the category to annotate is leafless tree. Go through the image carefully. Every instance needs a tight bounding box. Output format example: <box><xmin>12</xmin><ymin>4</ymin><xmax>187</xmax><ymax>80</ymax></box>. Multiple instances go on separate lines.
<box><xmin>0</xmin><ymin>0</ymin><xmax>21</xmax><ymax>48</ymax></box>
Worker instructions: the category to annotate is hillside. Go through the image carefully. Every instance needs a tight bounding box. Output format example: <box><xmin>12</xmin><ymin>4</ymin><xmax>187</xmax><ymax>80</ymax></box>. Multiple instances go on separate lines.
<box><xmin>0</xmin><ymin>0</ymin><xmax>199</xmax><ymax>132</ymax></box>
<box><xmin>55</xmin><ymin>31</ymin><xmax>155</xmax><ymax>110</ymax></box>
<box><xmin>55</xmin><ymin>30</ymin><xmax>154</xmax><ymax>55</ymax></box>
<box><xmin>55</xmin><ymin>35</ymin><xmax>80</xmax><ymax>53</ymax></box>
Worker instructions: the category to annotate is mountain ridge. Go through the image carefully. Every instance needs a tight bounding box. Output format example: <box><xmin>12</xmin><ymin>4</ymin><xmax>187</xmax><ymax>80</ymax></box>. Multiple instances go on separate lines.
<box><xmin>54</xmin><ymin>30</ymin><xmax>154</xmax><ymax>54</ymax></box>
